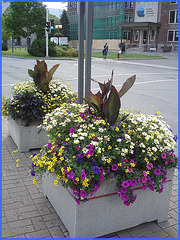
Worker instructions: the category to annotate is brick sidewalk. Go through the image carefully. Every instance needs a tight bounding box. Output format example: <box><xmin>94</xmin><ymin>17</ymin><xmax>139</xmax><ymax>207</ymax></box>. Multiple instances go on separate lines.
<box><xmin>2</xmin><ymin>117</ymin><xmax>178</xmax><ymax>238</ymax></box>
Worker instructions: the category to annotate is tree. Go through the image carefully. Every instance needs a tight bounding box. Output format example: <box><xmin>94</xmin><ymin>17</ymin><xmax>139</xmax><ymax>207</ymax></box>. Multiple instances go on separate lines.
<box><xmin>60</xmin><ymin>10</ymin><xmax>70</xmax><ymax>41</ymax></box>
<box><xmin>3</xmin><ymin>2</ymin><xmax>46</xmax><ymax>51</ymax></box>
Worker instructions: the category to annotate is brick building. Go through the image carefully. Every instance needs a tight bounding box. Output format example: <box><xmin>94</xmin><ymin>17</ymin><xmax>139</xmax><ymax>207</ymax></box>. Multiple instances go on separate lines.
<box><xmin>67</xmin><ymin>1</ymin><xmax>178</xmax><ymax>51</ymax></box>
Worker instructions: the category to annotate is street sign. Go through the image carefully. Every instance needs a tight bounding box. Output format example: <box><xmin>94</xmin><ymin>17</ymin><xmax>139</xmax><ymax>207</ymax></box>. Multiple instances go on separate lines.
<box><xmin>55</xmin><ymin>25</ymin><xmax>62</xmax><ymax>29</ymax></box>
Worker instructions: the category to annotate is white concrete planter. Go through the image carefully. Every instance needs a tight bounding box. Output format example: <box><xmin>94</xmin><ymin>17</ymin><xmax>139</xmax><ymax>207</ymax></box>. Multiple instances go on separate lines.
<box><xmin>42</xmin><ymin>169</ymin><xmax>174</xmax><ymax>238</ymax></box>
<box><xmin>8</xmin><ymin>118</ymin><xmax>49</xmax><ymax>152</ymax></box>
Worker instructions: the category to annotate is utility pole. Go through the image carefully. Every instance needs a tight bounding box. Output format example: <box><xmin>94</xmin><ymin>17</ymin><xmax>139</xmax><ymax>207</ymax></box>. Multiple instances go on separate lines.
<box><xmin>46</xmin><ymin>8</ymin><xmax>49</xmax><ymax>58</ymax></box>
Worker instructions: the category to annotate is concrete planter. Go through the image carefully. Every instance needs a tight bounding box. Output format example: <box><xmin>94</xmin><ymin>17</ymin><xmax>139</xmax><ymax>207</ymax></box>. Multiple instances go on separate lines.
<box><xmin>8</xmin><ymin>118</ymin><xmax>49</xmax><ymax>152</ymax></box>
<box><xmin>42</xmin><ymin>169</ymin><xmax>174</xmax><ymax>238</ymax></box>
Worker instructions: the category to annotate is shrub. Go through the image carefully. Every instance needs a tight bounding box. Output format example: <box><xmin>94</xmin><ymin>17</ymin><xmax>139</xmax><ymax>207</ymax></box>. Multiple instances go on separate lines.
<box><xmin>56</xmin><ymin>46</ymin><xmax>78</xmax><ymax>57</ymax></box>
<box><xmin>2</xmin><ymin>43</ymin><xmax>8</xmax><ymax>51</ymax></box>
<box><xmin>28</xmin><ymin>38</ymin><xmax>57</xmax><ymax>57</ymax></box>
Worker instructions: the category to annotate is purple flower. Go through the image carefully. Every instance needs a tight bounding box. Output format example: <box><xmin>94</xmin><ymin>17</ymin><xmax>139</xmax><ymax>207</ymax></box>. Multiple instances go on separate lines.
<box><xmin>122</xmin><ymin>180</ymin><xmax>130</xmax><ymax>188</ymax></box>
<box><xmin>149</xmin><ymin>184</ymin><xmax>155</xmax><ymax>191</ymax></box>
<box><xmin>141</xmin><ymin>185</ymin><xmax>148</xmax><ymax>190</ymax></box>
<box><xmin>146</xmin><ymin>163</ymin><xmax>153</xmax><ymax>170</ymax></box>
<box><xmin>130</xmin><ymin>179</ymin><xmax>137</xmax><ymax>187</ymax></box>
<box><xmin>87</xmin><ymin>148</ymin><xmax>94</xmax><ymax>156</ymax></box>
<box><xmin>94</xmin><ymin>183</ymin><xmax>101</xmax><ymax>192</ymax></box>
<box><xmin>124</xmin><ymin>201</ymin><xmax>130</xmax><ymax>206</ymax></box>
<box><xmin>31</xmin><ymin>170</ymin><xmax>36</xmax><ymax>176</ymax></box>
<box><xmin>121</xmin><ymin>194</ymin><xmax>129</xmax><ymax>201</ymax></box>
<box><xmin>99</xmin><ymin>174</ymin><xmax>104</xmax><ymax>182</ymax></box>
<box><xmin>141</xmin><ymin>176</ymin><xmax>147</xmax><ymax>183</ymax></box>
<box><xmin>48</xmin><ymin>143</ymin><xmax>52</xmax><ymax>149</ymax></box>
<box><xmin>92</xmin><ymin>166</ymin><xmax>100</xmax><ymax>174</ymax></box>
<box><xmin>112</xmin><ymin>164</ymin><xmax>118</xmax><ymax>171</ymax></box>
<box><xmin>117</xmin><ymin>191</ymin><xmax>121</xmax><ymax>197</ymax></box>
<box><xmin>69</xmin><ymin>171</ymin><xmax>75</xmax><ymax>179</ymax></box>
<box><xmin>70</xmin><ymin>127</ymin><xmax>75</xmax><ymax>134</ymax></box>
<box><xmin>80</xmin><ymin>189</ymin><xmax>87</xmax><ymax>198</ymax></box>
<box><xmin>77</xmin><ymin>144</ymin><xmax>81</xmax><ymax>151</ymax></box>
<box><xmin>120</xmin><ymin>187</ymin><xmax>127</xmax><ymax>194</ymax></box>
<box><xmin>161</xmin><ymin>153</ymin><xmax>167</xmax><ymax>159</ymax></box>
<box><xmin>173</xmin><ymin>135</ymin><xmax>178</xmax><ymax>142</ymax></box>
<box><xmin>81</xmin><ymin>172</ymin><xmax>86</xmax><ymax>181</ymax></box>
<box><xmin>154</xmin><ymin>169</ymin><xmax>161</xmax><ymax>176</ymax></box>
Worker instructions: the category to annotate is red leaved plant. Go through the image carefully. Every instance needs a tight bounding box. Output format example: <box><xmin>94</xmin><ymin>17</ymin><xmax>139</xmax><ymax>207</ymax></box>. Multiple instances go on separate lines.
<box><xmin>28</xmin><ymin>59</ymin><xmax>60</xmax><ymax>93</ymax></box>
<box><xmin>84</xmin><ymin>70</ymin><xmax>136</xmax><ymax>125</ymax></box>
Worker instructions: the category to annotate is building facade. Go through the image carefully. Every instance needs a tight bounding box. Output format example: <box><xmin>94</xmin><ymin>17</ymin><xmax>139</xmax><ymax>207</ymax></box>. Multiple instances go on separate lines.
<box><xmin>67</xmin><ymin>1</ymin><xmax>178</xmax><ymax>51</ymax></box>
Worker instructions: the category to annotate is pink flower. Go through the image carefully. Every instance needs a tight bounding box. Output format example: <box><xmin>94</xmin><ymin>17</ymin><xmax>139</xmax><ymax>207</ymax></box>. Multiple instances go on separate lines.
<box><xmin>143</xmin><ymin>171</ymin><xmax>147</xmax><ymax>177</ymax></box>
<box><xmin>99</xmin><ymin>174</ymin><xmax>104</xmax><ymax>182</ymax></box>
<box><xmin>122</xmin><ymin>180</ymin><xmax>130</xmax><ymax>188</ymax></box>
<box><xmin>141</xmin><ymin>176</ymin><xmax>147</xmax><ymax>183</ymax></box>
<box><xmin>154</xmin><ymin>169</ymin><xmax>161</xmax><ymax>176</ymax></box>
<box><xmin>120</xmin><ymin>187</ymin><xmax>127</xmax><ymax>194</ymax></box>
<box><xmin>170</xmin><ymin>158</ymin><xmax>174</xmax><ymax>162</ymax></box>
<box><xmin>146</xmin><ymin>163</ymin><xmax>153</xmax><ymax>170</ymax></box>
<box><xmin>124</xmin><ymin>201</ymin><xmax>130</xmax><ymax>206</ymax></box>
<box><xmin>112</xmin><ymin>164</ymin><xmax>118</xmax><ymax>171</ymax></box>
<box><xmin>161</xmin><ymin>153</ymin><xmax>167</xmax><ymax>159</ymax></box>
<box><xmin>81</xmin><ymin>172</ymin><xmax>86</xmax><ymax>181</ymax></box>
<box><xmin>87</xmin><ymin>148</ymin><xmax>94</xmax><ymax>156</ymax></box>
<box><xmin>121</xmin><ymin>194</ymin><xmax>129</xmax><ymax>201</ymax></box>
<box><xmin>70</xmin><ymin>127</ymin><xmax>75</xmax><ymax>134</ymax></box>
<box><xmin>141</xmin><ymin>185</ymin><xmax>148</xmax><ymax>190</ymax></box>
<box><xmin>130</xmin><ymin>179</ymin><xmax>137</xmax><ymax>187</ymax></box>
<box><xmin>77</xmin><ymin>144</ymin><xmax>81</xmax><ymax>151</ymax></box>
<box><xmin>165</xmin><ymin>161</ymin><xmax>169</xmax><ymax>165</ymax></box>
<box><xmin>80</xmin><ymin>189</ymin><xmax>87</xmax><ymax>198</ymax></box>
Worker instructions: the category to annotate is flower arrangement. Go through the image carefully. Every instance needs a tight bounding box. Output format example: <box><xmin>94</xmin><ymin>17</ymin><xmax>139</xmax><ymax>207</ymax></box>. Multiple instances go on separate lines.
<box><xmin>2</xmin><ymin>60</ymin><xmax>77</xmax><ymax>126</ymax></box>
<box><xmin>30</xmin><ymin>72</ymin><xmax>178</xmax><ymax>206</ymax></box>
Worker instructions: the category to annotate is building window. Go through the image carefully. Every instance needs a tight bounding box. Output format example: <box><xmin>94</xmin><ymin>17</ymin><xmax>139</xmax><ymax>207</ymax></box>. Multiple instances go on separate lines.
<box><xmin>134</xmin><ymin>30</ymin><xmax>139</xmax><ymax>41</ymax></box>
<box><xmin>124</xmin><ymin>14</ymin><xmax>133</xmax><ymax>23</ymax></box>
<box><xmin>151</xmin><ymin>29</ymin><xmax>156</xmax><ymax>41</ymax></box>
<box><xmin>169</xmin><ymin>10</ymin><xmax>178</xmax><ymax>23</ymax></box>
<box><xmin>170</xmin><ymin>2</ymin><xmax>178</xmax><ymax>4</ymax></box>
<box><xmin>168</xmin><ymin>30</ymin><xmax>178</xmax><ymax>41</ymax></box>
<box><xmin>125</xmin><ymin>2</ymin><xmax>134</xmax><ymax>9</ymax></box>
<box><xmin>123</xmin><ymin>31</ymin><xmax>131</xmax><ymax>40</ymax></box>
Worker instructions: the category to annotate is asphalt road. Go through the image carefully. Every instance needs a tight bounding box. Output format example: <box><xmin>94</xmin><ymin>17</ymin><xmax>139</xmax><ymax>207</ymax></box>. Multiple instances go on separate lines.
<box><xmin>2</xmin><ymin>53</ymin><xmax>178</xmax><ymax>143</ymax></box>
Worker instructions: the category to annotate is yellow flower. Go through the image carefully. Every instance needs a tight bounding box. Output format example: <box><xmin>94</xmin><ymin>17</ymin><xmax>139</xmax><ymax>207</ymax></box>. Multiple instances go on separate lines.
<box><xmin>75</xmin><ymin>177</ymin><xmax>79</xmax><ymax>182</ymax></box>
<box><xmin>33</xmin><ymin>179</ymin><xmax>37</xmax><ymax>185</ymax></box>
<box><xmin>108</xmin><ymin>145</ymin><xmax>112</xmax><ymax>150</ymax></box>
<box><xmin>12</xmin><ymin>150</ymin><xmax>18</xmax><ymax>153</ymax></box>
<box><xmin>118</xmin><ymin>163</ymin><xmax>122</xmax><ymax>167</ymax></box>
<box><xmin>115</xmin><ymin>127</ymin><xmax>119</xmax><ymax>131</ymax></box>
<box><xmin>54</xmin><ymin>180</ymin><xmax>58</xmax><ymax>186</ymax></box>
<box><xmin>130</xmin><ymin>163</ymin><xmax>135</xmax><ymax>167</ymax></box>
<box><xmin>107</xmin><ymin>158</ymin><xmax>111</xmax><ymax>164</ymax></box>
<box><xmin>16</xmin><ymin>159</ymin><xmax>19</xmax><ymax>163</ymax></box>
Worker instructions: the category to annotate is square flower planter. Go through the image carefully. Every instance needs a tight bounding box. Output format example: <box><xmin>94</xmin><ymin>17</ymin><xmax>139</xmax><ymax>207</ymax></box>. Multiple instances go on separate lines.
<box><xmin>8</xmin><ymin>118</ymin><xmax>49</xmax><ymax>152</ymax></box>
<box><xmin>42</xmin><ymin>169</ymin><xmax>174</xmax><ymax>238</ymax></box>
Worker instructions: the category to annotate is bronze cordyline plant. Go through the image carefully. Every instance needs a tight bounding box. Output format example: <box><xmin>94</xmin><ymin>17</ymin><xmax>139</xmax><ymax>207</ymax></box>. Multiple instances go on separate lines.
<box><xmin>28</xmin><ymin>59</ymin><xmax>60</xmax><ymax>93</ymax></box>
<box><xmin>84</xmin><ymin>70</ymin><xmax>136</xmax><ymax>125</ymax></box>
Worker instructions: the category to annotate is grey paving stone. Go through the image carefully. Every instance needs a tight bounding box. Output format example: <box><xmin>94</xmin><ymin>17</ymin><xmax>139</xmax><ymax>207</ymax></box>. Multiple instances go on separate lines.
<box><xmin>45</xmin><ymin>217</ymin><xmax>63</xmax><ymax>228</ymax></box>
<box><xmin>128</xmin><ymin>225</ymin><xmax>153</xmax><ymax>238</ymax></box>
<box><xmin>164</xmin><ymin>226</ymin><xmax>178</xmax><ymax>238</ymax></box>
<box><xmin>145</xmin><ymin>230</ymin><xmax>170</xmax><ymax>238</ymax></box>
<box><xmin>8</xmin><ymin>219</ymin><xmax>32</xmax><ymax>229</ymax></box>
<box><xmin>158</xmin><ymin>217</ymin><xmax>177</xmax><ymax>228</ymax></box>
<box><xmin>10</xmin><ymin>224</ymin><xmax>35</xmax><ymax>236</ymax></box>
<box><xmin>25</xmin><ymin>229</ymin><xmax>52</xmax><ymax>238</ymax></box>
<box><xmin>2</xmin><ymin>223</ymin><xmax>12</xmax><ymax>238</ymax></box>
<box><xmin>168</xmin><ymin>209</ymin><xmax>178</xmax><ymax>221</ymax></box>
<box><xmin>49</xmin><ymin>226</ymin><xmax>65</xmax><ymax>238</ymax></box>
<box><xmin>117</xmin><ymin>230</ymin><xmax>132</xmax><ymax>238</ymax></box>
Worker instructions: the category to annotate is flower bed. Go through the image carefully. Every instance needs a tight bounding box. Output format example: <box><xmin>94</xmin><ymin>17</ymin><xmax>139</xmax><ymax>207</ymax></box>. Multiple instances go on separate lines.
<box><xmin>31</xmin><ymin>103</ymin><xmax>178</xmax><ymax>206</ymax></box>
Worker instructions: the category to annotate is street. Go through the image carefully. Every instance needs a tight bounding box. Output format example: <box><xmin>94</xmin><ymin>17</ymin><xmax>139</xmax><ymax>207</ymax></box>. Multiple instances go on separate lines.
<box><xmin>2</xmin><ymin>53</ymin><xmax>178</xmax><ymax>139</ymax></box>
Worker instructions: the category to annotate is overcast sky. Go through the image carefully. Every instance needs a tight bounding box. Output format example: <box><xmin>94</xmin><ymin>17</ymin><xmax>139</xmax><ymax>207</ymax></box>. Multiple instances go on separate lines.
<box><xmin>43</xmin><ymin>2</ymin><xmax>67</xmax><ymax>9</ymax></box>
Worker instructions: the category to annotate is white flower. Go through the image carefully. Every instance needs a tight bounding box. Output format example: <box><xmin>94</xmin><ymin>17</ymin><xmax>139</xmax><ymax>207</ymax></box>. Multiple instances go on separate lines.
<box><xmin>102</xmin><ymin>156</ymin><xmax>107</xmax><ymax>161</ymax></box>
<box><xmin>154</xmin><ymin>139</ymin><xmax>159</xmax><ymax>145</ymax></box>
<box><xmin>139</xmin><ymin>143</ymin><xmax>145</xmax><ymax>148</ymax></box>
<box><xmin>99</xmin><ymin>128</ymin><xmax>104</xmax><ymax>133</ymax></box>
<box><xmin>83</xmin><ymin>148</ymin><xmax>88</xmax><ymax>154</ymax></box>
<box><xmin>152</xmin><ymin>147</ymin><xmax>157</xmax><ymax>152</ymax></box>
<box><xmin>74</xmin><ymin>139</ymin><xmax>80</xmax><ymax>144</ymax></box>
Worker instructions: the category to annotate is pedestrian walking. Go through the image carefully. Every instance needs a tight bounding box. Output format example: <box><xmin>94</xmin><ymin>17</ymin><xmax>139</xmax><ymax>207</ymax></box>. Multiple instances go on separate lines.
<box><xmin>103</xmin><ymin>43</ymin><xmax>108</xmax><ymax>59</ymax></box>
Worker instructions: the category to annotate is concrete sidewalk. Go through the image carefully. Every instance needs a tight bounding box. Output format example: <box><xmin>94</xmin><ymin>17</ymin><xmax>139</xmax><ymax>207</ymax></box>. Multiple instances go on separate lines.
<box><xmin>2</xmin><ymin>116</ymin><xmax>178</xmax><ymax>238</ymax></box>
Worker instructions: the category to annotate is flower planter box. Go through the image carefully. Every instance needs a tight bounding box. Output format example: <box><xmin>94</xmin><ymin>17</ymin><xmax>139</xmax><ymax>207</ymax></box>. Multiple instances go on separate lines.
<box><xmin>8</xmin><ymin>118</ymin><xmax>49</xmax><ymax>152</ymax></box>
<box><xmin>42</xmin><ymin>169</ymin><xmax>174</xmax><ymax>238</ymax></box>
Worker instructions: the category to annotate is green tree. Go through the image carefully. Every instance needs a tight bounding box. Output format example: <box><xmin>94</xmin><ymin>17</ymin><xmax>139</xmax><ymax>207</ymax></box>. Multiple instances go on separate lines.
<box><xmin>2</xmin><ymin>14</ymin><xmax>11</xmax><ymax>42</ymax></box>
<box><xmin>60</xmin><ymin>10</ymin><xmax>70</xmax><ymax>41</ymax></box>
<box><xmin>3</xmin><ymin>2</ymin><xmax>46</xmax><ymax>51</ymax></box>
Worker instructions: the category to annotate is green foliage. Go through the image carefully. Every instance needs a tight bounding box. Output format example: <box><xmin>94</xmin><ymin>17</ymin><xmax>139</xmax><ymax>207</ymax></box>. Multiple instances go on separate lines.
<box><xmin>84</xmin><ymin>71</ymin><xmax>136</xmax><ymax>125</ymax></box>
<box><xmin>4</xmin><ymin>92</ymin><xmax>45</xmax><ymax>126</ymax></box>
<box><xmin>56</xmin><ymin>46</ymin><xmax>78</xmax><ymax>57</ymax></box>
<box><xmin>3</xmin><ymin>2</ymin><xmax>46</xmax><ymax>48</ymax></box>
<box><xmin>28</xmin><ymin>59</ymin><xmax>59</xmax><ymax>93</ymax></box>
<box><xmin>60</xmin><ymin>10</ymin><xmax>70</xmax><ymax>40</ymax></box>
<box><xmin>28</xmin><ymin>38</ymin><xmax>57</xmax><ymax>57</ymax></box>
<box><xmin>2</xmin><ymin>43</ymin><xmax>8</xmax><ymax>51</ymax></box>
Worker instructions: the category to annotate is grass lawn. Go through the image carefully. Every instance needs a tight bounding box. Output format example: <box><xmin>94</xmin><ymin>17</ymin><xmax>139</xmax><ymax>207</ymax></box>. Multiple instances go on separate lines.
<box><xmin>91</xmin><ymin>51</ymin><xmax>165</xmax><ymax>60</ymax></box>
<box><xmin>2</xmin><ymin>48</ymin><xmax>165</xmax><ymax>60</ymax></box>
<box><xmin>2</xmin><ymin>48</ymin><xmax>35</xmax><ymax>58</ymax></box>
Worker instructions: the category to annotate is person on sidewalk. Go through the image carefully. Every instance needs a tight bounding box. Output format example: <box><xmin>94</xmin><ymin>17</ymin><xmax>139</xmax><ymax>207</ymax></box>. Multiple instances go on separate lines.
<box><xmin>103</xmin><ymin>43</ymin><xmax>108</xmax><ymax>60</ymax></box>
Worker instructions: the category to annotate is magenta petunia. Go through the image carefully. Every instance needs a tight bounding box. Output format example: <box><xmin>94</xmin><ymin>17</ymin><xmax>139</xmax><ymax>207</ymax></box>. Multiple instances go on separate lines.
<box><xmin>146</xmin><ymin>163</ymin><xmax>153</xmax><ymax>170</ymax></box>
<box><xmin>121</xmin><ymin>194</ymin><xmax>129</xmax><ymax>201</ymax></box>
<box><xmin>141</xmin><ymin>185</ymin><xmax>148</xmax><ymax>190</ymax></box>
<box><xmin>112</xmin><ymin>164</ymin><xmax>118</xmax><ymax>171</ymax></box>
<box><xmin>170</xmin><ymin>158</ymin><xmax>174</xmax><ymax>162</ymax></box>
<box><xmin>149</xmin><ymin>185</ymin><xmax>155</xmax><ymax>191</ymax></box>
<box><xmin>81</xmin><ymin>172</ymin><xmax>86</xmax><ymax>181</ymax></box>
<box><xmin>141</xmin><ymin>176</ymin><xmax>147</xmax><ymax>183</ymax></box>
<box><xmin>99</xmin><ymin>174</ymin><xmax>104</xmax><ymax>182</ymax></box>
<box><xmin>161</xmin><ymin>153</ymin><xmax>167</xmax><ymax>159</ymax></box>
<box><xmin>122</xmin><ymin>180</ymin><xmax>130</xmax><ymax>188</ymax></box>
<box><xmin>120</xmin><ymin>187</ymin><xmax>127</xmax><ymax>194</ymax></box>
<box><xmin>154</xmin><ymin>169</ymin><xmax>161</xmax><ymax>175</ymax></box>
<box><xmin>80</xmin><ymin>189</ymin><xmax>87</xmax><ymax>198</ymax></box>
<box><xmin>124</xmin><ymin>201</ymin><xmax>130</xmax><ymax>206</ymax></box>
<box><xmin>87</xmin><ymin>148</ymin><xmax>94</xmax><ymax>156</ymax></box>
<box><xmin>130</xmin><ymin>179</ymin><xmax>137</xmax><ymax>187</ymax></box>
<box><xmin>70</xmin><ymin>127</ymin><xmax>75</xmax><ymax>134</ymax></box>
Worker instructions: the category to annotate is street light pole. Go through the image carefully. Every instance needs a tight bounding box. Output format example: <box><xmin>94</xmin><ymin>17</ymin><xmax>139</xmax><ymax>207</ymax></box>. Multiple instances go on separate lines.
<box><xmin>46</xmin><ymin>8</ymin><xmax>49</xmax><ymax>58</ymax></box>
